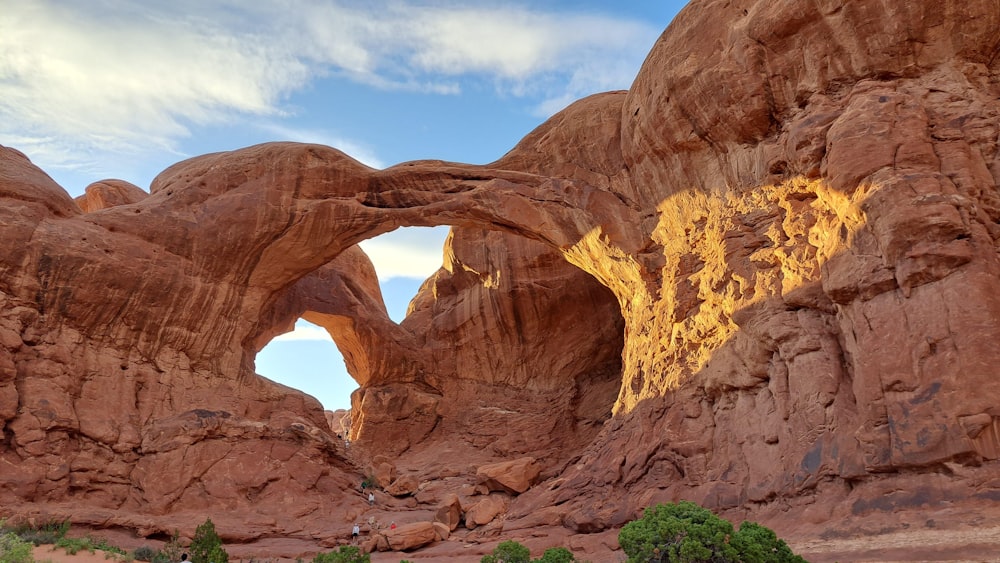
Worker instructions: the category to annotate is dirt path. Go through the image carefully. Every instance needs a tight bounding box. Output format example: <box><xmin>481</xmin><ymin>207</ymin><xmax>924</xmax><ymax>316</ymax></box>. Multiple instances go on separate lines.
<box><xmin>31</xmin><ymin>544</ymin><xmax>129</xmax><ymax>563</ymax></box>
<box><xmin>792</xmin><ymin>525</ymin><xmax>1000</xmax><ymax>562</ymax></box>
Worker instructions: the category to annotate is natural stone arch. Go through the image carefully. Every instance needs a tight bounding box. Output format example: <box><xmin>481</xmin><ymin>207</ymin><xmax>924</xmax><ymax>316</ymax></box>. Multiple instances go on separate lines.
<box><xmin>103</xmin><ymin>132</ymin><xmax>634</xmax><ymax>458</ymax></box>
<box><xmin>65</xmin><ymin>141</ymin><xmax>648</xmax><ymax>381</ymax></box>
<box><xmin>8</xmin><ymin>1</ymin><xmax>1000</xmax><ymax>557</ymax></box>
<box><xmin>250</xmin><ymin>209</ymin><xmax>627</xmax><ymax>458</ymax></box>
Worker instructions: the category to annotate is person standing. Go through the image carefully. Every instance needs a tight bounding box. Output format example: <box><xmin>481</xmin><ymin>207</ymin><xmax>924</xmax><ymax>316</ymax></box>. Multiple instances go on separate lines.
<box><xmin>368</xmin><ymin>491</ymin><xmax>375</xmax><ymax>506</ymax></box>
<box><xmin>352</xmin><ymin>523</ymin><xmax>360</xmax><ymax>540</ymax></box>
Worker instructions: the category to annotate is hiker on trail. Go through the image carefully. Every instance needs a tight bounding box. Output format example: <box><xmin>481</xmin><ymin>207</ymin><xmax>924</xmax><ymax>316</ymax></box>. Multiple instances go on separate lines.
<box><xmin>390</xmin><ymin>521</ymin><xmax>396</xmax><ymax>530</ymax></box>
<box><xmin>368</xmin><ymin>491</ymin><xmax>375</xmax><ymax>505</ymax></box>
<box><xmin>352</xmin><ymin>523</ymin><xmax>360</xmax><ymax>539</ymax></box>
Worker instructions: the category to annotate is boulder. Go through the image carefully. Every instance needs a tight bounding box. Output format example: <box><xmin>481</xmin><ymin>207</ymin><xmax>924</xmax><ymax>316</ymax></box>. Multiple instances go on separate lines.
<box><xmin>477</xmin><ymin>457</ymin><xmax>540</xmax><ymax>494</ymax></box>
<box><xmin>370</xmin><ymin>456</ymin><xmax>397</xmax><ymax>489</ymax></box>
<box><xmin>382</xmin><ymin>521</ymin><xmax>438</xmax><ymax>552</ymax></box>
<box><xmin>465</xmin><ymin>494</ymin><xmax>508</xmax><ymax>529</ymax></box>
<box><xmin>361</xmin><ymin>536</ymin><xmax>379</xmax><ymax>554</ymax></box>
<box><xmin>434</xmin><ymin>493</ymin><xmax>463</xmax><ymax>531</ymax></box>
<box><xmin>385</xmin><ymin>473</ymin><xmax>419</xmax><ymax>497</ymax></box>
<box><xmin>432</xmin><ymin>521</ymin><xmax>450</xmax><ymax>541</ymax></box>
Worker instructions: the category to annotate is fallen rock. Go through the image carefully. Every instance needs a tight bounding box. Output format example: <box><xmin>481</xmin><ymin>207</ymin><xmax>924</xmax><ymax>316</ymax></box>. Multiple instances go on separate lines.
<box><xmin>385</xmin><ymin>473</ymin><xmax>420</xmax><ymax>497</ymax></box>
<box><xmin>477</xmin><ymin>457</ymin><xmax>540</xmax><ymax>494</ymax></box>
<box><xmin>465</xmin><ymin>494</ymin><xmax>508</xmax><ymax>529</ymax></box>
<box><xmin>370</xmin><ymin>456</ymin><xmax>397</xmax><ymax>488</ymax></box>
<box><xmin>361</xmin><ymin>536</ymin><xmax>379</xmax><ymax>554</ymax></box>
<box><xmin>382</xmin><ymin>521</ymin><xmax>438</xmax><ymax>552</ymax></box>
<box><xmin>432</xmin><ymin>521</ymin><xmax>450</xmax><ymax>541</ymax></box>
<box><xmin>435</xmin><ymin>493</ymin><xmax>463</xmax><ymax>531</ymax></box>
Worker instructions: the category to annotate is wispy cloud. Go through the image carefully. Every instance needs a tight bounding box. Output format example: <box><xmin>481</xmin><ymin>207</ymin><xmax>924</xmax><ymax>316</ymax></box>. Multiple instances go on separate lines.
<box><xmin>359</xmin><ymin>226</ymin><xmax>450</xmax><ymax>281</ymax></box>
<box><xmin>273</xmin><ymin>324</ymin><xmax>331</xmax><ymax>342</ymax></box>
<box><xmin>0</xmin><ymin>1</ymin><xmax>659</xmax><ymax>182</ymax></box>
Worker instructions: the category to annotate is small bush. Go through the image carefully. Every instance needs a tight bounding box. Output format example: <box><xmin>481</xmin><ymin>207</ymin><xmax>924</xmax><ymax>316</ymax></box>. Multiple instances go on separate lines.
<box><xmin>94</xmin><ymin>537</ymin><xmax>127</xmax><ymax>556</ymax></box>
<box><xmin>481</xmin><ymin>540</ymin><xmax>531</xmax><ymax>563</ymax></box>
<box><xmin>189</xmin><ymin>518</ymin><xmax>228</xmax><ymax>563</ymax></box>
<box><xmin>8</xmin><ymin>519</ymin><xmax>71</xmax><ymax>545</ymax></box>
<box><xmin>0</xmin><ymin>531</ymin><xmax>34</xmax><ymax>563</ymax></box>
<box><xmin>55</xmin><ymin>536</ymin><xmax>97</xmax><ymax>555</ymax></box>
<box><xmin>154</xmin><ymin>530</ymin><xmax>183</xmax><ymax>563</ymax></box>
<box><xmin>133</xmin><ymin>546</ymin><xmax>158</xmax><ymax>561</ymax></box>
<box><xmin>618</xmin><ymin>501</ymin><xmax>806</xmax><ymax>563</ymax></box>
<box><xmin>312</xmin><ymin>545</ymin><xmax>370</xmax><ymax>563</ymax></box>
<box><xmin>534</xmin><ymin>547</ymin><xmax>575</xmax><ymax>562</ymax></box>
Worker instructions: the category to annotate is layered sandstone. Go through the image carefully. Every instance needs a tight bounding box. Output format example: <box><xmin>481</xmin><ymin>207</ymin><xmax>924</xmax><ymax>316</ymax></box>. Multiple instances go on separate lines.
<box><xmin>4</xmin><ymin>1</ymin><xmax>1000</xmax><ymax>561</ymax></box>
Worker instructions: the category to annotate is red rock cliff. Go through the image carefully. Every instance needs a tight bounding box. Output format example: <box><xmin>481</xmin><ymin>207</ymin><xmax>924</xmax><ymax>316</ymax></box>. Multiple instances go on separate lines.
<box><xmin>4</xmin><ymin>0</ymin><xmax>1000</xmax><ymax>560</ymax></box>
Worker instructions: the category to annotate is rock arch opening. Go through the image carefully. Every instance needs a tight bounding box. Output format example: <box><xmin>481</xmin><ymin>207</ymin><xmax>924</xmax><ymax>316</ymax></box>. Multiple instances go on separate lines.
<box><xmin>357</xmin><ymin>226</ymin><xmax>451</xmax><ymax>322</ymax></box>
<box><xmin>345</xmin><ymin>225</ymin><xmax>627</xmax><ymax>464</ymax></box>
<box><xmin>255</xmin><ymin>317</ymin><xmax>357</xmax><ymax>411</ymax></box>
<box><xmin>248</xmin><ymin>211</ymin><xmax>627</xmax><ymax>465</ymax></box>
<box><xmin>254</xmin><ymin>227</ymin><xmax>449</xmax><ymax>412</ymax></box>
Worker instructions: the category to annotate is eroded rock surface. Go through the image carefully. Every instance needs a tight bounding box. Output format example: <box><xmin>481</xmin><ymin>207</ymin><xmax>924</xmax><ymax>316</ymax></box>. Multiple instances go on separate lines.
<box><xmin>4</xmin><ymin>1</ymin><xmax>1000</xmax><ymax>561</ymax></box>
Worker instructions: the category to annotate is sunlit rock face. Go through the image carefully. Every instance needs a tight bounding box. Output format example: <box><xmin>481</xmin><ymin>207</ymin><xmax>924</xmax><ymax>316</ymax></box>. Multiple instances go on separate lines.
<box><xmin>4</xmin><ymin>0</ymin><xmax>1000</xmax><ymax>560</ymax></box>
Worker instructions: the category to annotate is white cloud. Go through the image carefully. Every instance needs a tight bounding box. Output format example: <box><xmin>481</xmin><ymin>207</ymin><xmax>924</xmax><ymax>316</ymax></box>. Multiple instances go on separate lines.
<box><xmin>273</xmin><ymin>324</ymin><xmax>332</xmax><ymax>342</ymax></box>
<box><xmin>0</xmin><ymin>1</ymin><xmax>660</xmax><ymax>179</ymax></box>
<box><xmin>359</xmin><ymin>226</ymin><xmax>450</xmax><ymax>281</ymax></box>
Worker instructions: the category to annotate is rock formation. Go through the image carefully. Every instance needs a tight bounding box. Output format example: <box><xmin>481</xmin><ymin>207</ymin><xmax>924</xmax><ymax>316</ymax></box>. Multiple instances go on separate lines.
<box><xmin>4</xmin><ymin>0</ymin><xmax>1000</xmax><ymax>560</ymax></box>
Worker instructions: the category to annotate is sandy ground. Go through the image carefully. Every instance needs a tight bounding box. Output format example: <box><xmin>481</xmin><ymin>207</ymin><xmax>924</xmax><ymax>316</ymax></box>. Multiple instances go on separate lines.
<box><xmin>31</xmin><ymin>544</ymin><xmax>129</xmax><ymax>563</ymax></box>
<box><xmin>29</xmin><ymin>524</ymin><xmax>1000</xmax><ymax>562</ymax></box>
<box><xmin>791</xmin><ymin>525</ymin><xmax>1000</xmax><ymax>563</ymax></box>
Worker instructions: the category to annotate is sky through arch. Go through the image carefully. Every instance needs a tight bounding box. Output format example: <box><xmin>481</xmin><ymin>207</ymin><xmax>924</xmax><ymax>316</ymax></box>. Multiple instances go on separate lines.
<box><xmin>255</xmin><ymin>227</ymin><xmax>449</xmax><ymax>411</ymax></box>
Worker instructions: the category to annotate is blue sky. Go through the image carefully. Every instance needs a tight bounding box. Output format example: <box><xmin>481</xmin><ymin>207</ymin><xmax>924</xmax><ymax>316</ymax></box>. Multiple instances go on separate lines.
<box><xmin>1</xmin><ymin>0</ymin><xmax>688</xmax><ymax>410</ymax></box>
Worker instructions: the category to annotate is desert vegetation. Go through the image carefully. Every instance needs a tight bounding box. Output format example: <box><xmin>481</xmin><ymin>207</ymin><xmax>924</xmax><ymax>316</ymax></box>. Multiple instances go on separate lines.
<box><xmin>618</xmin><ymin>502</ymin><xmax>806</xmax><ymax>562</ymax></box>
<box><xmin>0</xmin><ymin>502</ymin><xmax>804</xmax><ymax>562</ymax></box>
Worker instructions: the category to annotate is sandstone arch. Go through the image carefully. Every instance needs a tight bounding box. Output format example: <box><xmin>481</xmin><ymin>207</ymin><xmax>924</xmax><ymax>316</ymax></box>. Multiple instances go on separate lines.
<box><xmin>6</xmin><ymin>0</ymin><xmax>1000</xmax><ymax>559</ymax></box>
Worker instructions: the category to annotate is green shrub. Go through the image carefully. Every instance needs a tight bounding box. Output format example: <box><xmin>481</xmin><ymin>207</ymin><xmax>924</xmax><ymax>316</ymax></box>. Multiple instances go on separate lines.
<box><xmin>55</xmin><ymin>536</ymin><xmax>96</xmax><ymax>555</ymax></box>
<box><xmin>94</xmin><ymin>536</ymin><xmax>127</xmax><ymax>556</ymax></box>
<box><xmin>728</xmin><ymin>521</ymin><xmax>804</xmax><ymax>563</ymax></box>
<box><xmin>154</xmin><ymin>530</ymin><xmax>182</xmax><ymax>563</ymax></box>
<box><xmin>534</xmin><ymin>547</ymin><xmax>575</xmax><ymax>562</ymax></box>
<box><xmin>7</xmin><ymin>519</ymin><xmax>71</xmax><ymax>545</ymax></box>
<box><xmin>133</xmin><ymin>546</ymin><xmax>158</xmax><ymax>561</ymax></box>
<box><xmin>618</xmin><ymin>501</ymin><xmax>806</xmax><ymax>563</ymax></box>
<box><xmin>481</xmin><ymin>540</ymin><xmax>531</xmax><ymax>563</ymax></box>
<box><xmin>312</xmin><ymin>545</ymin><xmax>370</xmax><ymax>562</ymax></box>
<box><xmin>0</xmin><ymin>531</ymin><xmax>34</xmax><ymax>563</ymax></box>
<box><xmin>189</xmin><ymin>518</ymin><xmax>228</xmax><ymax>563</ymax></box>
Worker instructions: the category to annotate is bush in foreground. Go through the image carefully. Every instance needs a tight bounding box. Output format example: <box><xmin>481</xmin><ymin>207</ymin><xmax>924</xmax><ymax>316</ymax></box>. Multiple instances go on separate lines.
<box><xmin>3</xmin><ymin>518</ymin><xmax>70</xmax><ymax>546</ymax></box>
<box><xmin>190</xmin><ymin>518</ymin><xmax>229</xmax><ymax>563</ymax></box>
<box><xmin>0</xmin><ymin>531</ymin><xmax>35</xmax><ymax>563</ymax></box>
<box><xmin>618</xmin><ymin>501</ymin><xmax>806</xmax><ymax>563</ymax></box>
<box><xmin>534</xmin><ymin>547</ymin><xmax>576</xmax><ymax>562</ymax></box>
<box><xmin>481</xmin><ymin>541</ymin><xmax>580</xmax><ymax>563</ymax></box>
<box><xmin>481</xmin><ymin>540</ymin><xmax>531</xmax><ymax>563</ymax></box>
<box><xmin>312</xmin><ymin>545</ymin><xmax>370</xmax><ymax>563</ymax></box>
